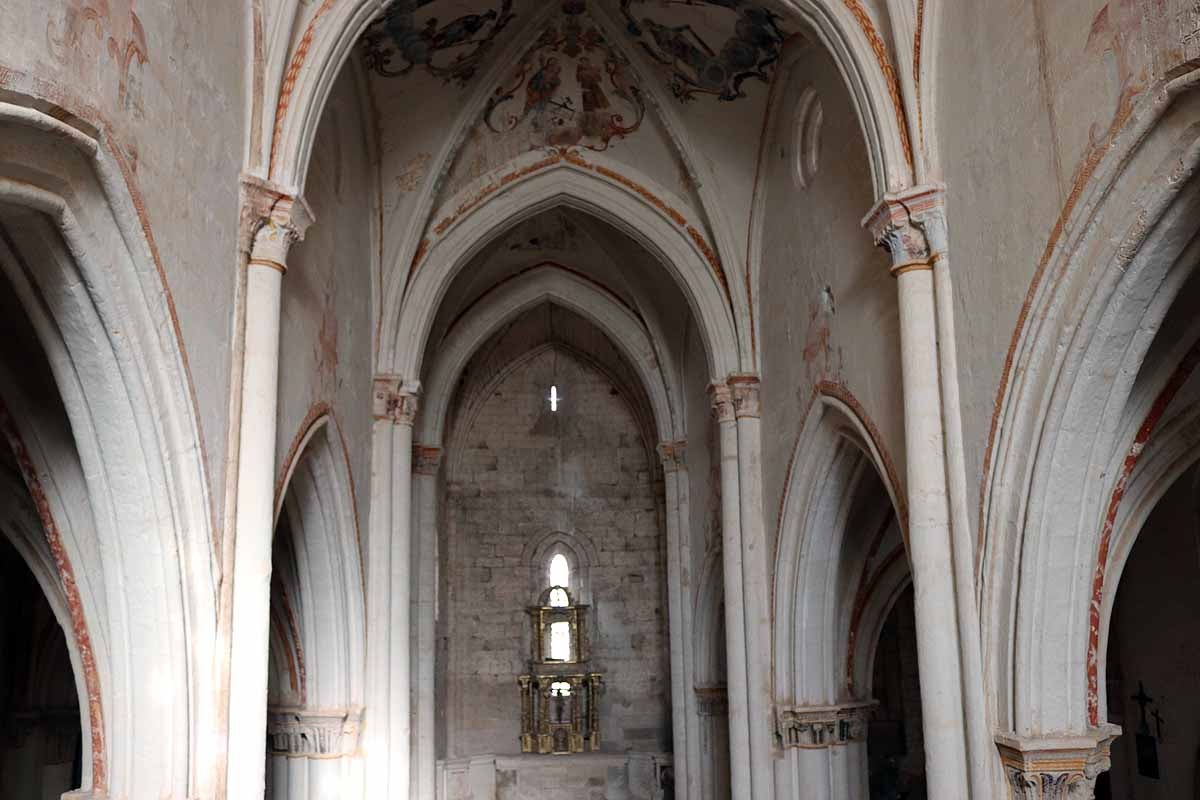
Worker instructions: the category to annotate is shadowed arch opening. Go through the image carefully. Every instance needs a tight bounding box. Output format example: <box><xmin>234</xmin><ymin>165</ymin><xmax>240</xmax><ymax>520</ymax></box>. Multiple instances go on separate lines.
<box><xmin>0</xmin><ymin>102</ymin><xmax>217</xmax><ymax>799</ymax></box>
<box><xmin>772</xmin><ymin>392</ymin><xmax>916</xmax><ymax>798</ymax></box>
<box><xmin>266</xmin><ymin>415</ymin><xmax>366</xmax><ymax>798</ymax></box>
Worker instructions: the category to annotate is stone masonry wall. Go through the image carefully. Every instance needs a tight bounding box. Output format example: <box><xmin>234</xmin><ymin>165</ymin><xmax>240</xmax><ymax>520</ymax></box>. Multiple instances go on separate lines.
<box><xmin>441</xmin><ymin>347</ymin><xmax>671</xmax><ymax>759</ymax></box>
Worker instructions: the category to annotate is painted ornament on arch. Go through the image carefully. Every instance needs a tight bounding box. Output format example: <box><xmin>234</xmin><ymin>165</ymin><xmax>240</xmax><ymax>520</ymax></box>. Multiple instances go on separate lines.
<box><xmin>620</xmin><ymin>0</ymin><xmax>784</xmax><ymax>102</ymax></box>
<box><xmin>362</xmin><ymin>0</ymin><xmax>516</xmax><ymax>86</ymax></box>
<box><xmin>483</xmin><ymin>2</ymin><xmax>645</xmax><ymax>151</ymax></box>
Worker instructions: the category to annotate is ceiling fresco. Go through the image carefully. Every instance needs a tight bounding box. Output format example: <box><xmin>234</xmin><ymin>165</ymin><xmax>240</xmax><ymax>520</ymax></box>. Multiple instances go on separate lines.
<box><xmin>619</xmin><ymin>0</ymin><xmax>786</xmax><ymax>102</ymax></box>
<box><xmin>361</xmin><ymin>0</ymin><xmax>517</xmax><ymax>85</ymax></box>
<box><xmin>360</xmin><ymin>0</ymin><xmax>788</xmax><ymax>102</ymax></box>
<box><xmin>483</xmin><ymin>1</ymin><xmax>645</xmax><ymax>151</ymax></box>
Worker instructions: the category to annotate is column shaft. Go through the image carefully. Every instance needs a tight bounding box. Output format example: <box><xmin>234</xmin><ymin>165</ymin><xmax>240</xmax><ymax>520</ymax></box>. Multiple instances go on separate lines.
<box><xmin>413</xmin><ymin>445</ymin><xmax>441</xmax><ymax>800</ymax></box>
<box><xmin>866</xmin><ymin>188</ymin><xmax>972</xmax><ymax>798</ymax></box>
<box><xmin>227</xmin><ymin>198</ymin><xmax>307</xmax><ymax>800</ymax></box>
<box><xmin>730</xmin><ymin>377</ymin><xmax>775</xmax><ymax>800</ymax></box>
<box><xmin>710</xmin><ymin>384</ymin><xmax>753</xmax><ymax>800</ymax></box>
<box><xmin>896</xmin><ymin>267</ymin><xmax>971</xmax><ymax>796</ymax></box>
<box><xmin>365</xmin><ymin>381</ymin><xmax>419</xmax><ymax>798</ymax></box>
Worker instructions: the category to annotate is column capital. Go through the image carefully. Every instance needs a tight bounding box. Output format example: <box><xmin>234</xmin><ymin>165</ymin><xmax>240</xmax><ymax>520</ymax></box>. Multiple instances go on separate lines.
<box><xmin>994</xmin><ymin>726</ymin><xmax>1120</xmax><ymax>799</ymax></box>
<box><xmin>373</xmin><ymin>376</ymin><xmax>420</xmax><ymax>425</ymax></box>
<box><xmin>267</xmin><ymin>706</ymin><xmax>363</xmax><ymax>758</ymax></box>
<box><xmin>412</xmin><ymin>444</ymin><xmax>443</xmax><ymax>475</ymax></box>
<box><xmin>727</xmin><ymin>374</ymin><xmax>761</xmax><ymax>419</ymax></box>
<box><xmin>862</xmin><ymin>184</ymin><xmax>945</xmax><ymax>277</ymax></box>
<box><xmin>707</xmin><ymin>382</ymin><xmax>735</xmax><ymax>424</ymax></box>
<box><xmin>657</xmin><ymin>439</ymin><xmax>687</xmax><ymax>471</ymax></box>
<box><xmin>776</xmin><ymin>701</ymin><xmax>876</xmax><ymax>749</ymax></box>
<box><xmin>241</xmin><ymin>174</ymin><xmax>314</xmax><ymax>272</ymax></box>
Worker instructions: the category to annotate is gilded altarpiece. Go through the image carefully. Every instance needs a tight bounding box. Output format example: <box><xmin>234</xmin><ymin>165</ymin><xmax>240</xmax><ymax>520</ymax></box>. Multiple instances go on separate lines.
<box><xmin>518</xmin><ymin>587</ymin><xmax>603</xmax><ymax>754</ymax></box>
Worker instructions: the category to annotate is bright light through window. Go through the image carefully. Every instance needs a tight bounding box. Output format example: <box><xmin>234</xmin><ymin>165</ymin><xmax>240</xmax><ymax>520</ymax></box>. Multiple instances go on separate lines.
<box><xmin>548</xmin><ymin>587</ymin><xmax>569</xmax><ymax>607</ymax></box>
<box><xmin>549</xmin><ymin>384</ymin><xmax>561</xmax><ymax>412</ymax></box>
<box><xmin>550</xmin><ymin>681</ymin><xmax>572</xmax><ymax>697</ymax></box>
<box><xmin>549</xmin><ymin>621</ymin><xmax>571</xmax><ymax>661</ymax></box>
<box><xmin>549</xmin><ymin>553</ymin><xmax>569</xmax><ymax>589</ymax></box>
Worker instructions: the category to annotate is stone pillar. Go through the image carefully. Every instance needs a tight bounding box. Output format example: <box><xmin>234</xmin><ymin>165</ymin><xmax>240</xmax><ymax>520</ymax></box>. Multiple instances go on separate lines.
<box><xmin>696</xmin><ymin>688</ymin><xmax>730</xmax><ymax>800</ymax></box>
<box><xmin>708</xmin><ymin>383</ymin><xmax>753</xmax><ymax>800</ymax></box>
<box><xmin>227</xmin><ymin>193</ymin><xmax>312</xmax><ymax>800</ymax></box>
<box><xmin>994</xmin><ymin>728</ymin><xmax>1119</xmax><ymax>799</ymax></box>
<box><xmin>776</xmin><ymin>702</ymin><xmax>875</xmax><ymax>800</ymax></box>
<box><xmin>728</xmin><ymin>375</ymin><xmax>775</xmax><ymax>800</ymax></box>
<box><xmin>916</xmin><ymin>193</ymin><xmax>995</xmax><ymax>796</ymax></box>
<box><xmin>864</xmin><ymin>186</ymin><xmax>971</xmax><ymax>798</ymax></box>
<box><xmin>658</xmin><ymin>439</ymin><xmax>698</xmax><ymax>800</ymax></box>
<box><xmin>365</xmin><ymin>379</ymin><xmax>419</xmax><ymax>798</ymax></box>
<box><xmin>412</xmin><ymin>444</ymin><xmax>441</xmax><ymax>800</ymax></box>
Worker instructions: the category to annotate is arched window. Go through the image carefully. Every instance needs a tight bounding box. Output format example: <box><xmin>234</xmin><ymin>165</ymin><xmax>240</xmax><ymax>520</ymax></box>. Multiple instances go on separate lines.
<box><xmin>548</xmin><ymin>553</ymin><xmax>570</xmax><ymax>608</ymax></box>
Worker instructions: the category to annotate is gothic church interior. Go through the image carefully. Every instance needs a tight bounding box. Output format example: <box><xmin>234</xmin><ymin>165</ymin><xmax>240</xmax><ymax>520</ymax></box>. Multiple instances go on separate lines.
<box><xmin>0</xmin><ymin>0</ymin><xmax>1198</xmax><ymax>798</ymax></box>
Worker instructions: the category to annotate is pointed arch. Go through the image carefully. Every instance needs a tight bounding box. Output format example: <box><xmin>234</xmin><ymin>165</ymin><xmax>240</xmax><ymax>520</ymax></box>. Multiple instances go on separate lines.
<box><xmin>0</xmin><ymin>101</ymin><xmax>217</xmax><ymax>798</ymax></box>
<box><xmin>417</xmin><ymin>264</ymin><xmax>682</xmax><ymax>446</ymax></box>
<box><xmin>981</xmin><ymin>87</ymin><xmax>1200</xmax><ymax>736</ymax></box>
<box><xmin>273</xmin><ymin>410</ymin><xmax>366</xmax><ymax>711</ymax></box>
<box><xmin>384</xmin><ymin>153</ymin><xmax>743</xmax><ymax>382</ymax></box>
<box><xmin>772</xmin><ymin>388</ymin><xmax>906</xmax><ymax>706</ymax></box>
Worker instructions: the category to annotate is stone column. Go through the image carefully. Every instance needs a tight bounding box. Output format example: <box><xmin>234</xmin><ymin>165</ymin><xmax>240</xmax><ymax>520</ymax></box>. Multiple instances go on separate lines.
<box><xmin>994</xmin><ymin>728</ymin><xmax>1119</xmax><ymax>799</ymax></box>
<box><xmin>864</xmin><ymin>187</ymin><xmax>971</xmax><ymax>798</ymax></box>
<box><xmin>728</xmin><ymin>375</ymin><xmax>775</xmax><ymax>800</ymax></box>
<box><xmin>776</xmin><ymin>702</ymin><xmax>875</xmax><ymax>800</ymax></box>
<box><xmin>708</xmin><ymin>383</ymin><xmax>753</xmax><ymax>800</ymax></box>
<box><xmin>267</xmin><ymin>707</ymin><xmax>364</xmax><ymax>799</ymax></box>
<box><xmin>412</xmin><ymin>444</ymin><xmax>441</xmax><ymax>800</ymax></box>
<box><xmin>365</xmin><ymin>379</ymin><xmax>419</xmax><ymax>798</ymax></box>
<box><xmin>696</xmin><ymin>688</ymin><xmax>730</xmax><ymax>800</ymax></box>
<box><xmin>227</xmin><ymin>193</ymin><xmax>312</xmax><ymax>800</ymax></box>
<box><xmin>658</xmin><ymin>439</ymin><xmax>699</xmax><ymax>800</ymax></box>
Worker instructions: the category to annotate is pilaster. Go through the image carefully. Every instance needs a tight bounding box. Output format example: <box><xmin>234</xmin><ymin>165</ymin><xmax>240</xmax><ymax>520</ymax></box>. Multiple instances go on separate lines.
<box><xmin>776</xmin><ymin>701</ymin><xmax>876</xmax><ymax>749</ymax></box>
<box><xmin>994</xmin><ymin>727</ymin><xmax>1120</xmax><ymax>800</ymax></box>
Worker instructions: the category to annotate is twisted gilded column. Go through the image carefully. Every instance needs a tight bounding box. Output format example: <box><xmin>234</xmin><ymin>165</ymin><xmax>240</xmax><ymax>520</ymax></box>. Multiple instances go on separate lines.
<box><xmin>864</xmin><ymin>186</ymin><xmax>971</xmax><ymax>798</ymax></box>
<box><xmin>227</xmin><ymin>191</ymin><xmax>311</xmax><ymax>800</ymax></box>
<box><xmin>708</xmin><ymin>383</ymin><xmax>753</xmax><ymax>800</ymax></box>
<box><xmin>365</xmin><ymin>378</ymin><xmax>419</xmax><ymax>798</ymax></box>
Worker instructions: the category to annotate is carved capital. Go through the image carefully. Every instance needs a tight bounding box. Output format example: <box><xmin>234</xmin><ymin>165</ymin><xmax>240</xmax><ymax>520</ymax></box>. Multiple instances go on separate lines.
<box><xmin>728</xmin><ymin>374</ymin><xmax>761</xmax><ymax>419</ymax></box>
<box><xmin>267</xmin><ymin>706</ymin><xmax>363</xmax><ymax>758</ymax></box>
<box><xmin>241</xmin><ymin>174</ymin><xmax>314</xmax><ymax>273</ymax></box>
<box><xmin>995</xmin><ymin>726</ymin><xmax>1120</xmax><ymax>800</ymax></box>
<box><xmin>777</xmin><ymin>701</ymin><xmax>876</xmax><ymax>748</ymax></box>
<box><xmin>862</xmin><ymin>184</ymin><xmax>945</xmax><ymax>277</ymax></box>
<box><xmin>373</xmin><ymin>377</ymin><xmax>420</xmax><ymax>425</ymax></box>
<box><xmin>412</xmin><ymin>444</ymin><xmax>443</xmax><ymax>475</ymax></box>
<box><xmin>657</xmin><ymin>439</ymin><xmax>687</xmax><ymax>472</ymax></box>
<box><xmin>708</xmin><ymin>382</ymin><xmax>735</xmax><ymax>425</ymax></box>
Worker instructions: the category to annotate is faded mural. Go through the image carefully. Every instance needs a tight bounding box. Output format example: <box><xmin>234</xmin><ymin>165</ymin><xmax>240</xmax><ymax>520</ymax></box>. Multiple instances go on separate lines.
<box><xmin>620</xmin><ymin>0</ymin><xmax>784</xmax><ymax>102</ymax></box>
<box><xmin>484</xmin><ymin>1</ymin><xmax>645</xmax><ymax>151</ymax></box>
<box><xmin>362</xmin><ymin>0</ymin><xmax>516</xmax><ymax>85</ymax></box>
<box><xmin>47</xmin><ymin>0</ymin><xmax>149</xmax><ymax>116</ymax></box>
